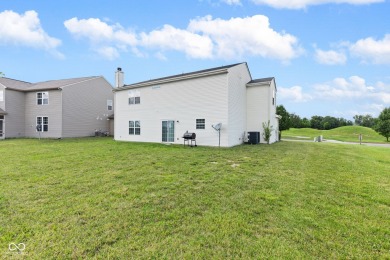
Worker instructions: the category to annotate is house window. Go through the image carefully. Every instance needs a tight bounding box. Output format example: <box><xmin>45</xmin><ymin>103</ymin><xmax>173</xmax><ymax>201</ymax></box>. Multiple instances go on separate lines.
<box><xmin>272</xmin><ymin>90</ymin><xmax>275</xmax><ymax>106</ymax></box>
<box><xmin>196</xmin><ymin>119</ymin><xmax>205</xmax><ymax>129</ymax></box>
<box><xmin>107</xmin><ymin>100</ymin><xmax>113</xmax><ymax>111</ymax></box>
<box><xmin>37</xmin><ymin>92</ymin><xmax>49</xmax><ymax>105</ymax></box>
<box><xmin>0</xmin><ymin>90</ymin><xmax>3</xmax><ymax>102</ymax></box>
<box><xmin>129</xmin><ymin>120</ymin><xmax>141</xmax><ymax>135</ymax></box>
<box><xmin>36</xmin><ymin>116</ymin><xmax>49</xmax><ymax>132</ymax></box>
<box><xmin>128</xmin><ymin>90</ymin><xmax>140</xmax><ymax>105</ymax></box>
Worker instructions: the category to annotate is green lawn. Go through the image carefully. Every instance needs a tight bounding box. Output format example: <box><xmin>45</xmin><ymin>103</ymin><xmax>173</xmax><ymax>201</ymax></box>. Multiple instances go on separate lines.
<box><xmin>0</xmin><ymin>138</ymin><xmax>389</xmax><ymax>258</ymax></box>
<box><xmin>283</xmin><ymin>126</ymin><xmax>387</xmax><ymax>143</ymax></box>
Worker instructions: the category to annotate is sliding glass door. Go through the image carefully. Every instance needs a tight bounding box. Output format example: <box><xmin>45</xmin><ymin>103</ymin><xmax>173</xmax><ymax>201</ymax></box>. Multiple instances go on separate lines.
<box><xmin>162</xmin><ymin>120</ymin><xmax>174</xmax><ymax>142</ymax></box>
<box><xmin>0</xmin><ymin>117</ymin><xmax>4</xmax><ymax>139</ymax></box>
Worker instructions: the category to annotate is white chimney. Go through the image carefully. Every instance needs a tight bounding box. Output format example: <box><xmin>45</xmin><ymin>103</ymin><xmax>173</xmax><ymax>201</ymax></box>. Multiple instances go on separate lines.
<box><xmin>115</xmin><ymin>67</ymin><xmax>124</xmax><ymax>88</ymax></box>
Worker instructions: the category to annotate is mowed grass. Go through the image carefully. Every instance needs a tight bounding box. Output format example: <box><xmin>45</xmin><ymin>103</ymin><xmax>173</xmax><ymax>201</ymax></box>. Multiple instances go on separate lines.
<box><xmin>283</xmin><ymin>126</ymin><xmax>387</xmax><ymax>143</ymax></box>
<box><xmin>0</xmin><ymin>138</ymin><xmax>389</xmax><ymax>259</ymax></box>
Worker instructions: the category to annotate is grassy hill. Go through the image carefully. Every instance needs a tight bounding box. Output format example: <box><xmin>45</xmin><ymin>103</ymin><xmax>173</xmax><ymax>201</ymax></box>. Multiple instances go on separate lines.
<box><xmin>282</xmin><ymin>126</ymin><xmax>387</xmax><ymax>143</ymax></box>
<box><xmin>0</xmin><ymin>138</ymin><xmax>389</xmax><ymax>258</ymax></box>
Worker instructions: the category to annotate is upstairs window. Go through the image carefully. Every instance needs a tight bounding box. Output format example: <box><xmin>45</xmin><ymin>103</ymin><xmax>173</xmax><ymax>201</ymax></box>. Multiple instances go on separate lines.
<box><xmin>37</xmin><ymin>92</ymin><xmax>49</xmax><ymax>105</ymax></box>
<box><xmin>128</xmin><ymin>90</ymin><xmax>140</xmax><ymax>105</ymax></box>
<box><xmin>0</xmin><ymin>90</ymin><xmax>3</xmax><ymax>102</ymax></box>
<box><xmin>196</xmin><ymin>119</ymin><xmax>205</xmax><ymax>129</ymax></box>
<box><xmin>272</xmin><ymin>90</ymin><xmax>275</xmax><ymax>106</ymax></box>
<box><xmin>107</xmin><ymin>100</ymin><xmax>113</xmax><ymax>111</ymax></box>
<box><xmin>129</xmin><ymin>120</ymin><xmax>141</xmax><ymax>135</ymax></box>
<box><xmin>36</xmin><ymin>116</ymin><xmax>49</xmax><ymax>132</ymax></box>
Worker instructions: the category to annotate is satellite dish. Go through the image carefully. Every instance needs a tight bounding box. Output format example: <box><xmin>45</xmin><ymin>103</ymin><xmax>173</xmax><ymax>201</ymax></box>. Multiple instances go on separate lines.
<box><xmin>212</xmin><ymin>123</ymin><xmax>222</xmax><ymax>131</ymax></box>
<box><xmin>212</xmin><ymin>123</ymin><xmax>222</xmax><ymax>147</ymax></box>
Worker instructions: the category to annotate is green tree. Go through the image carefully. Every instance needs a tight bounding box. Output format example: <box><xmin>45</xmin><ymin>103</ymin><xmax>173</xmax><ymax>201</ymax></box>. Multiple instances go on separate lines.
<box><xmin>301</xmin><ymin>117</ymin><xmax>311</xmax><ymax>128</ymax></box>
<box><xmin>290</xmin><ymin>113</ymin><xmax>302</xmax><ymax>128</ymax></box>
<box><xmin>0</xmin><ymin>72</ymin><xmax>4</xmax><ymax>77</ymax></box>
<box><xmin>276</xmin><ymin>105</ymin><xmax>290</xmax><ymax>131</ymax></box>
<box><xmin>310</xmin><ymin>115</ymin><xmax>324</xmax><ymax>129</ymax></box>
<box><xmin>375</xmin><ymin>107</ymin><xmax>390</xmax><ymax>142</ymax></box>
<box><xmin>262</xmin><ymin>120</ymin><xmax>274</xmax><ymax>144</ymax></box>
<box><xmin>354</xmin><ymin>114</ymin><xmax>377</xmax><ymax>128</ymax></box>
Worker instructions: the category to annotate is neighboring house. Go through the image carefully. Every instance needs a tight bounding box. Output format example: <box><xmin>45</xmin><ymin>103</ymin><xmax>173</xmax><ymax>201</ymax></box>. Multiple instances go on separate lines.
<box><xmin>113</xmin><ymin>62</ymin><xmax>280</xmax><ymax>147</ymax></box>
<box><xmin>0</xmin><ymin>76</ymin><xmax>114</xmax><ymax>139</ymax></box>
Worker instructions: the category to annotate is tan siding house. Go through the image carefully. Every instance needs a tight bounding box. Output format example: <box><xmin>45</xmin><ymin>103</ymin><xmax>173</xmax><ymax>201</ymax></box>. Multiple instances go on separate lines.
<box><xmin>114</xmin><ymin>62</ymin><xmax>280</xmax><ymax>147</ymax></box>
<box><xmin>0</xmin><ymin>76</ymin><xmax>113</xmax><ymax>139</ymax></box>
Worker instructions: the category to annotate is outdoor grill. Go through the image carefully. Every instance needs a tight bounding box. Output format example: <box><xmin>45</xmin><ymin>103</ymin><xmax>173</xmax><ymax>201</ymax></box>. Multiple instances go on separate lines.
<box><xmin>182</xmin><ymin>132</ymin><xmax>197</xmax><ymax>147</ymax></box>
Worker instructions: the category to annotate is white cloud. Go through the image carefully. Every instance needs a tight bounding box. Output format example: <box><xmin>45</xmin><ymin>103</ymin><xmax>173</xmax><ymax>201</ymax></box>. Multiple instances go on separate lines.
<box><xmin>64</xmin><ymin>17</ymin><xmax>115</xmax><ymax>42</ymax></box>
<box><xmin>64</xmin><ymin>17</ymin><xmax>138</xmax><ymax>58</ymax></box>
<box><xmin>188</xmin><ymin>15</ymin><xmax>303</xmax><ymax>61</ymax></box>
<box><xmin>95</xmin><ymin>46</ymin><xmax>119</xmax><ymax>60</ymax></box>
<box><xmin>313</xmin><ymin>76</ymin><xmax>390</xmax><ymax>105</ymax></box>
<box><xmin>250</xmin><ymin>0</ymin><xmax>384</xmax><ymax>9</ymax></box>
<box><xmin>315</xmin><ymin>49</ymin><xmax>346</xmax><ymax>65</ymax></box>
<box><xmin>64</xmin><ymin>15</ymin><xmax>302</xmax><ymax>62</ymax></box>
<box><xmin>140</xmin><ymin>25</ymin><xmax>214</xmax><ymax>59</ymax></box>
<box><xmin>349</xmin><ymin>34</ymin><xmax>390</xmax><ymax>64</ymax></box>
<box><xmin>0</xmin><ymin>10</ymin><xmax>63</xmax><ymax>57</ymax></box>
<box><xmin>221</xmin><ymin>0</ymin><xmax>242</xmax><ymax>5</ymax></box>
<box><xmin>279</xmin><ymin>86</ymin><xmax>313</xmax><ymax>102</ymax></box>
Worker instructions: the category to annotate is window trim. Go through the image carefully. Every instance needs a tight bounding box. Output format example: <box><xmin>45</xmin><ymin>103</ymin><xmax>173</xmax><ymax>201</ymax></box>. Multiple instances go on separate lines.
<box><xmin>129</xmin><ymin>120</ymin><xmax>141</xmax><ymax>135</ymax></box>
<box><xmin>36</xmin><ymin>116</ymin><xmax>49</xmax><ymax>132</ymax></box>
<box><xmin>37</xmin><ymin>92</ymin><xmax>49</xmax><ymax>105</ymax></box>
<box><xmin>196</xmin><ymin>119</ymin><xmax>205</xmax><ymax>130</ymax></box>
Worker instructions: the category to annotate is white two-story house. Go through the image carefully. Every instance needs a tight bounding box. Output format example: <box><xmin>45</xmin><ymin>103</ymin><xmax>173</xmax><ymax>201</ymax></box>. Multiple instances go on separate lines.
<box><xmin>113</xmin><ymin>62</ymin><xmax>279</xmax><ymax>147</ymax></box>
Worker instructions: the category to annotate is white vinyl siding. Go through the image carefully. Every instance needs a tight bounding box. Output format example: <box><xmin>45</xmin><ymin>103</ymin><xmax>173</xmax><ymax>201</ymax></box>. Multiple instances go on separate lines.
<box><xmin>115</xmin><ymin>73</ymin><xmax>229</xmax><ymax>146</ymax></box>
<box><xmin>246</xmin><ymin>78</ymin><xmax>278</xmax><ymax>144</ymax></box>
<box><xmin>227</xmin><ymin>64</ymin><xmax>251</xmax><ymax>146</ymax></box>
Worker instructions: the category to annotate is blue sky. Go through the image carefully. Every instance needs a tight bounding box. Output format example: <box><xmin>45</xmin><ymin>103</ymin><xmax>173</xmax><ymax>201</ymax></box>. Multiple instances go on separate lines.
<box><xmin>1</xmin><ymin>0</ymin><xmax>389</xmax><ymax>120</ymax></box>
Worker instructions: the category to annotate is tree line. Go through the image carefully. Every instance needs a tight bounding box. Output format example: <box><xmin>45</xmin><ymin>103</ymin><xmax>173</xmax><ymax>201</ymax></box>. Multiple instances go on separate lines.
<box><xmin>276</xmin><ymin>105</ymin><xmax>390</xmax><ymax>141</ymax></box>
<box><xmin>276</xmin><ymin>105</ymin><xmax>353</xmax><ymax>131</ymax></box>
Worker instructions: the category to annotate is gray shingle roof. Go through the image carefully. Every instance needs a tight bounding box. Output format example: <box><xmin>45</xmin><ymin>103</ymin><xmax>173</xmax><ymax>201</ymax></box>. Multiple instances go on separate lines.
<box><xmin>248</xmin><ymin>77</ymin><xmax>274</xmax><ymax>84</ymax></box>
<box><xmin>0</xmin><ymin>77</ymin><xmax>32</xmax><ymax>90</ymax></box>
<box><xmin>116</xmin><ymin>62</ymin><xmax>246</xmax><ymax>91</ymax></box>
<box><xmin>28</xmin><ymin>76</ymin><xmax>100</xmax><ymax>91</ymax></box>
<box><xmin>0</xmin><ymin>76</ymin><xmax>100</xmax><ymax>91</ymax></box>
